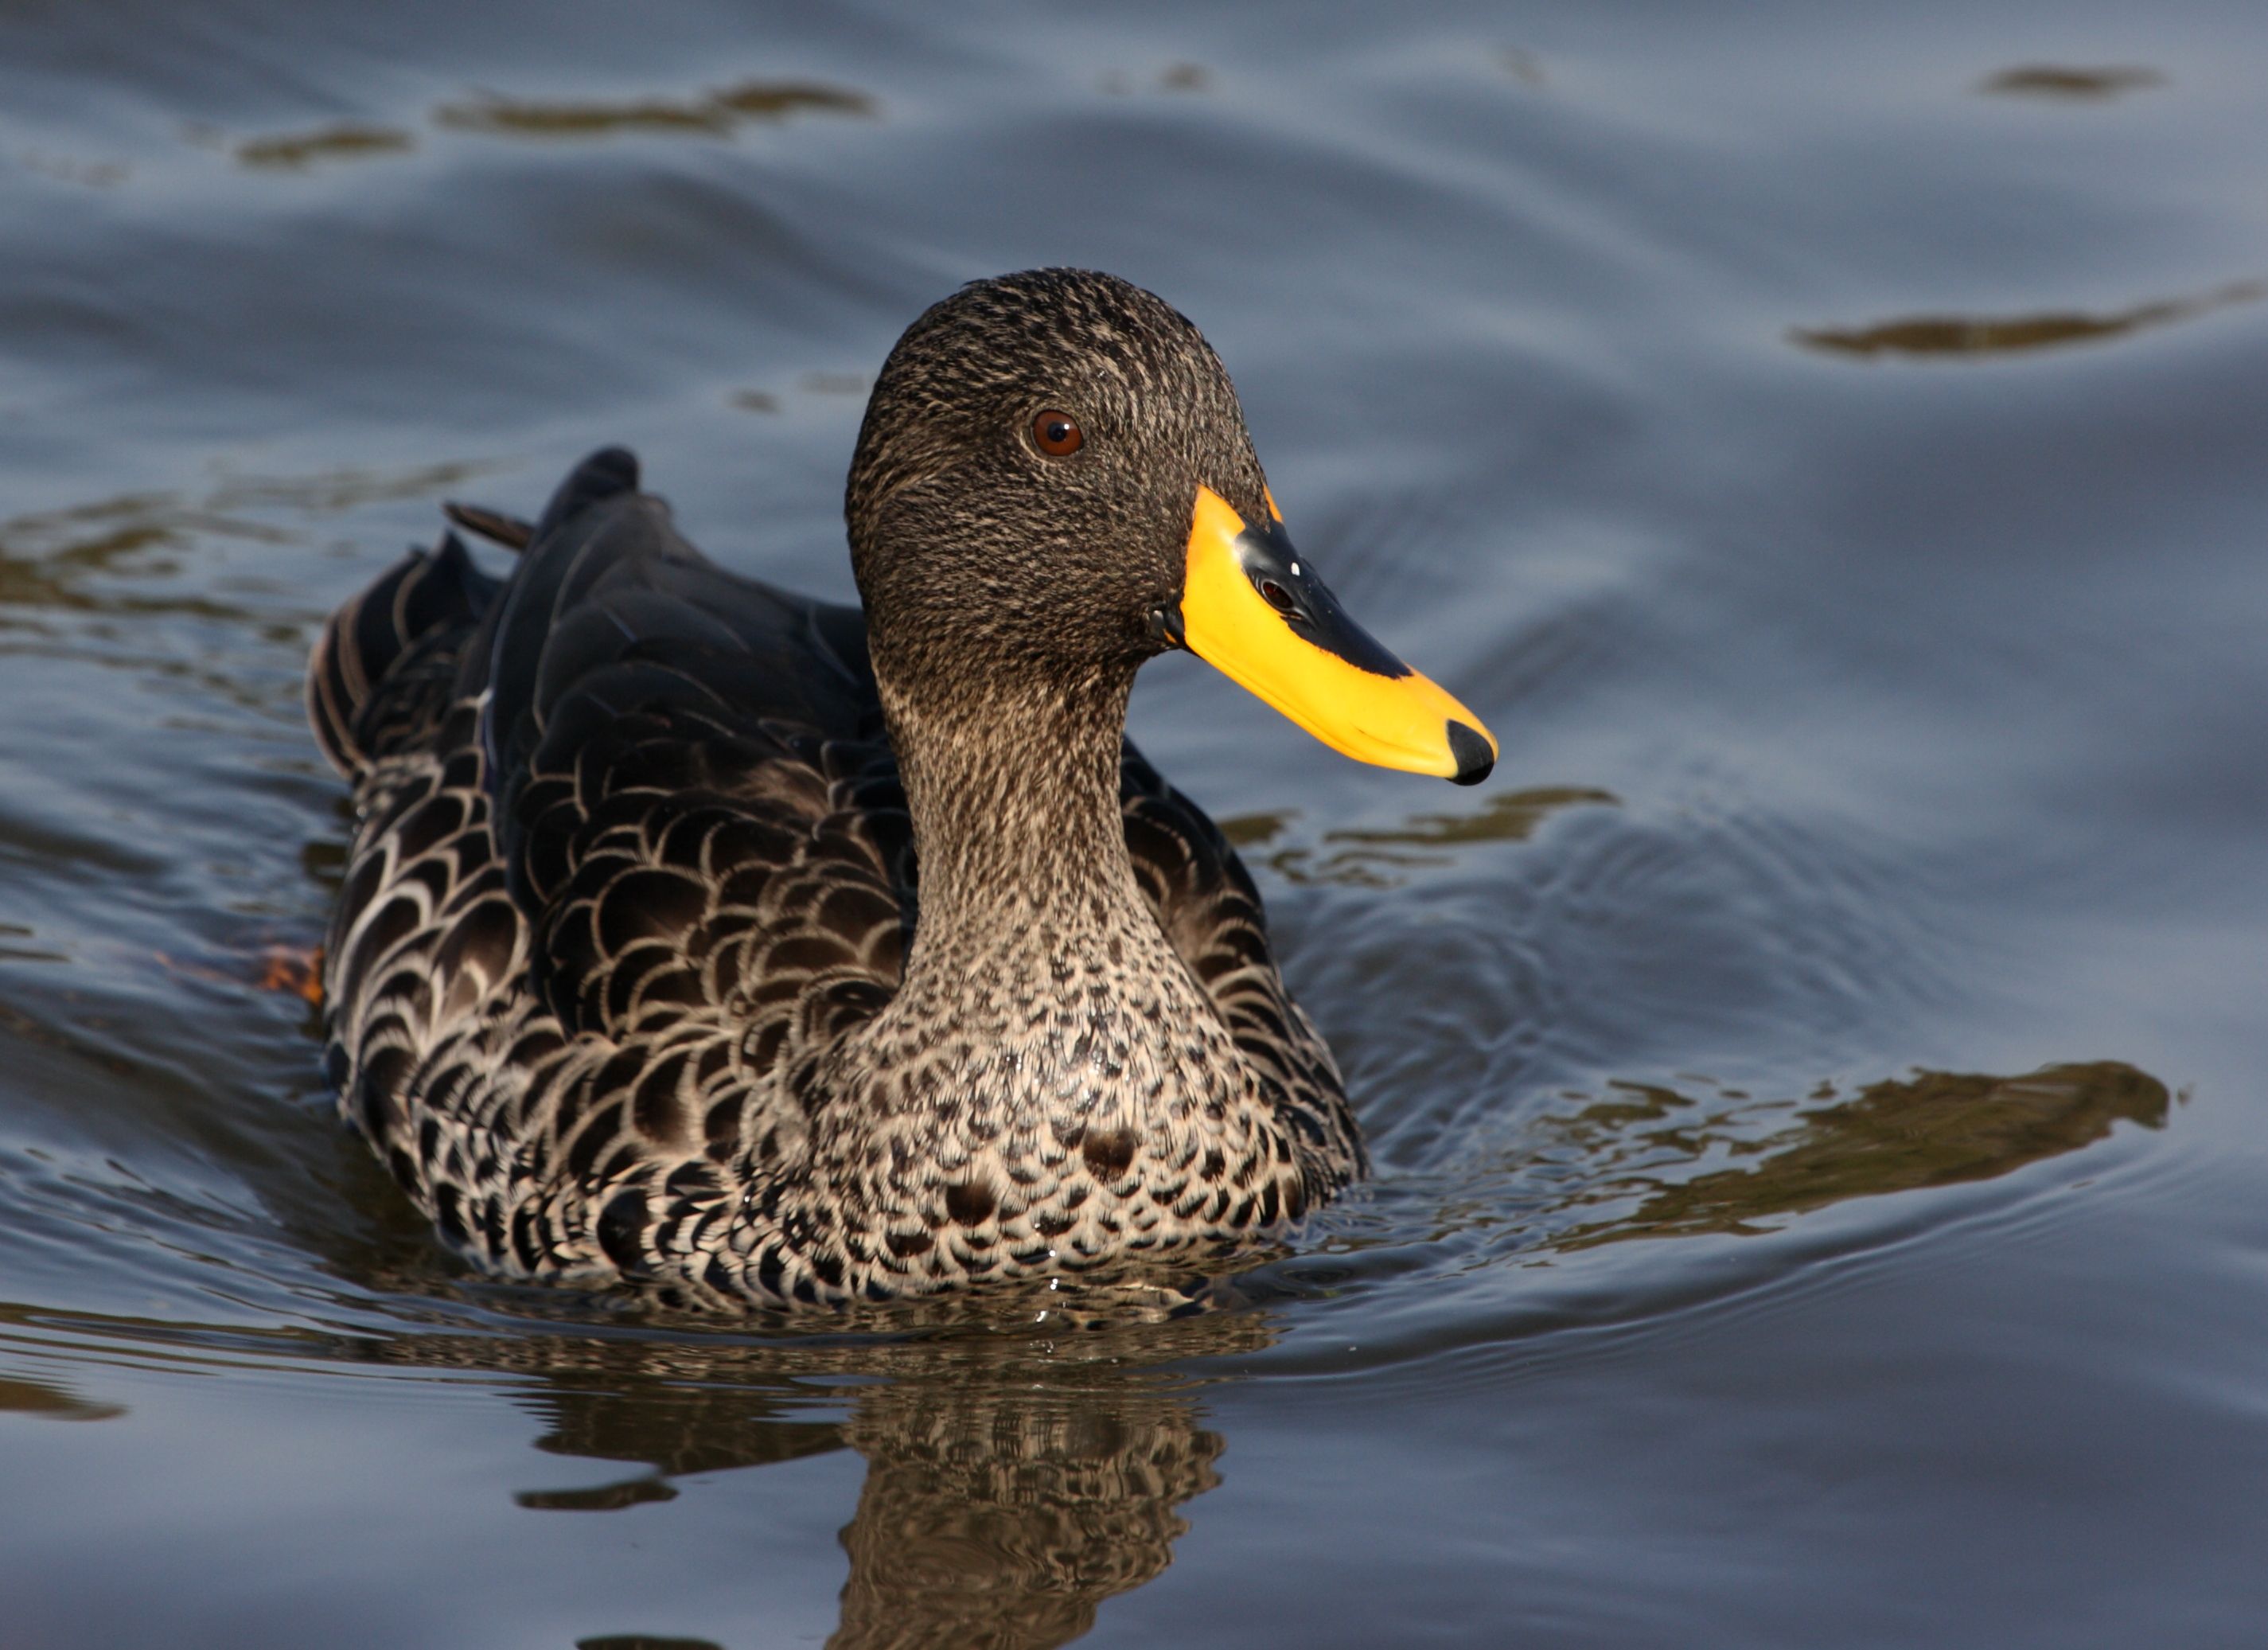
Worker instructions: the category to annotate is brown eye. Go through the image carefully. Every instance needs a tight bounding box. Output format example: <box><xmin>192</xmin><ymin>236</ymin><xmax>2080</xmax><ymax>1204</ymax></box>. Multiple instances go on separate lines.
<box><xmin>1031</xmin><ymin>409</ymin><xmax>1084</xmax><ymax>457</ymax></box>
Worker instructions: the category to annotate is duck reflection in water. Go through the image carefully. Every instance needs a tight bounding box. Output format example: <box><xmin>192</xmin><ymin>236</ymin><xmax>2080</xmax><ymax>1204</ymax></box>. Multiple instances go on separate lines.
<box><xmin>497</xmin><ymin>1302</ymin><xmax>1262</xmax><ymax>1650</ymax></box>
<box><xmin>830</xmin><ymin>1338</ymin><xmax>1233</xmax><ymax>1650</ymax></box>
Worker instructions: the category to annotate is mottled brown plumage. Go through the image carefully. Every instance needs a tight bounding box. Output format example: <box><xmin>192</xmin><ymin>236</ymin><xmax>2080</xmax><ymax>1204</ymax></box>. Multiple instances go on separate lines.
<box><xmin>309</xmin><ymin>270</ymin><xmax>1364</xmax><ymax>1307</ymax></box>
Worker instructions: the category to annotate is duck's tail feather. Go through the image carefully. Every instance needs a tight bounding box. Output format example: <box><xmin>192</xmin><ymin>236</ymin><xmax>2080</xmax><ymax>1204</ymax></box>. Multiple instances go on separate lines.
<box><xmin>438</xmin><ymin>447</ymin><xmax>635</xmax><ymax>556</ymax></box>
<box><xmin>308</xmin><ymin>530</ymin><xmax>503</xmax><ymax>780</ymax></box>
<box><xmin>442</xmin><ymin>501</ymin><xmax>536</xmax><ymax>553</ymax></box>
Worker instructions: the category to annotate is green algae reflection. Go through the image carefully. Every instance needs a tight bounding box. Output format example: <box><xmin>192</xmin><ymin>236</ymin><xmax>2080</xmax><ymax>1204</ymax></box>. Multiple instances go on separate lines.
<box><xmin>0</xmin><ymin>1373</ymin><xmax>124</xmax><ymax>1422</ymax></box>
<box><xmin>434</xmin><ymin>80</ymin><xmax>872</xmax><ymax>140</ymax></box>
<box><xmin>1555</xmin><ymin>1060</ymin><xmax>2169</xmax><ymax>1249</ymax></box>
<box><xmin>1792</xmin><ymin>282</ymin><xmax>2264</xmax><ymax>361</ymax></box>
<box><xmin>1978</xmin><ymin>65</ymin><xmax>2165</xmax><ymax>100</ymax></box>
<box><xmin>1222</xmin><ymin>786</ymin><xmax>1615</xmax><ymax>887</ymax></box>
<box><xmin>235</xmin><ymin>125</ymin><xmax>416</xmax><ymax>169</ymax></box>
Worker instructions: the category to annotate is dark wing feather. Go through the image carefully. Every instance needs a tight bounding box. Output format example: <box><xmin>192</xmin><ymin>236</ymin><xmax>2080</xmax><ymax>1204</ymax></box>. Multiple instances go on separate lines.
<box><xmin>308</xmin><ymin>530</ymin><xmax>501</xmax><ymax>779</ymax></box>
<box><xmin>462</xmin><ymin>453</ymin><xmax>903</xmax><ymax>1078</ymax></box>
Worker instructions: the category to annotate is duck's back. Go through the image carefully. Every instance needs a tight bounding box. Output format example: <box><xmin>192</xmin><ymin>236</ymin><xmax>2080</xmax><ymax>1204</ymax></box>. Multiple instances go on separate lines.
<box><xmin>309</xmin><ymin>449</ymin><xmax>1354</xmax><ymax>1304</ymax></box>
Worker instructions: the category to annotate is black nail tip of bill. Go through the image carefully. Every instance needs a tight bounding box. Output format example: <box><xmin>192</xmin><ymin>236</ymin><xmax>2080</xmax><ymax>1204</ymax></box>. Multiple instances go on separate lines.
<box><xmin>1446</xmin><ymin>720</ymin><xmax>1494</xmax><ymax>786</ymax></box>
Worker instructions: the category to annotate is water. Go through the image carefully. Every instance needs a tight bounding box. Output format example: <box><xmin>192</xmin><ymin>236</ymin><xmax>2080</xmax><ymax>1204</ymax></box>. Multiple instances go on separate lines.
<box><xmin>4</xmin><ymin>2</ymin><xmax>2266</xmax><ymax>1644</ymax></box>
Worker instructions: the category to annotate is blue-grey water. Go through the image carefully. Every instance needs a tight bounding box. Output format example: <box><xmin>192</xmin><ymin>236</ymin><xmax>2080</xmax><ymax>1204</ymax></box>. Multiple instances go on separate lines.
<box><xmin>4</xmin><ymin>3</ymin><xmax>2266</xmax><ymax>1645</ymax></box>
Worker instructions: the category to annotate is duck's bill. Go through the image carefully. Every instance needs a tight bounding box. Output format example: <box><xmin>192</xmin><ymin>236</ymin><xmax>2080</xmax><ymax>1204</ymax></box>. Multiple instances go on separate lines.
<box><xmin>1161</xmin><ymin>485</ymin><xmax>1497</xmax><ymax>785</ymax></box>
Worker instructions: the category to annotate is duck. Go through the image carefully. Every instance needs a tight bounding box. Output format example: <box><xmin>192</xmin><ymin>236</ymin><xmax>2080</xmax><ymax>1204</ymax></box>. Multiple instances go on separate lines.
<box><xmin>306</xmin><ymin>269</ymin><xmax>1495</xmax><ymax>1309</ymax></box>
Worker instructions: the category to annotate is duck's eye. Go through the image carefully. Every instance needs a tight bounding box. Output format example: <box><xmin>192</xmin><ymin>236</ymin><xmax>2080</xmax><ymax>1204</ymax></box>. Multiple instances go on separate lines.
<box><xmin>1031</xmin><ymin>410</ymin><xmax>1084</xmax><ymax>458</ymax></box>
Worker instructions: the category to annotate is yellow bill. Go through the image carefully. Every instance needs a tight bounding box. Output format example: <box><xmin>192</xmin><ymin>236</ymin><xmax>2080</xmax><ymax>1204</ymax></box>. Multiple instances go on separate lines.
<box><xmin>1163</xmin><ymin>486</ymin><xmax>1497</xmax><ymax>785</ymax></box>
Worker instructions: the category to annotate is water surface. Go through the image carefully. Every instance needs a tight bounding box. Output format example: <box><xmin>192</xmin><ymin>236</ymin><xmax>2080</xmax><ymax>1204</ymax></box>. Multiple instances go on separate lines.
<box><xmin>5</xmin><ymin>2</ymin><xmax>2267</xmax><ymax>1645</ymax></box>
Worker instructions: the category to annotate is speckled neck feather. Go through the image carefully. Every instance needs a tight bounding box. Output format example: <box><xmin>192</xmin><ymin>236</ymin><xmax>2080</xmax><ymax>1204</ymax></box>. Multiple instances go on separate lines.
<box><xmin>883</xmin><ymin>665</ymin><xmax>1140</xmax><ymax>940</ymax></box>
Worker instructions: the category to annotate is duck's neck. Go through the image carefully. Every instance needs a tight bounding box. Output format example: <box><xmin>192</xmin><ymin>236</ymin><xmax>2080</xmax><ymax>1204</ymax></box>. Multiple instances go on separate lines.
<box><xmin>885</xmin><ymin>662</ymin><xmax>1149</xmax><ymax>959</ymax></box>
<box><xmin>832</xmin><ymin>653</ymin><xmax>1244</xmax><ymax>1156</ymax></box>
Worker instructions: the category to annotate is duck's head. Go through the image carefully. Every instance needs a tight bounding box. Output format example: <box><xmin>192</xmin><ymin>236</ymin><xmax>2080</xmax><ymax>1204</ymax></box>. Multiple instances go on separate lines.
<box><xmin>845</xmin><ymin>268</ymin><xmax>1494</xmax><ymax>785</ymax></box>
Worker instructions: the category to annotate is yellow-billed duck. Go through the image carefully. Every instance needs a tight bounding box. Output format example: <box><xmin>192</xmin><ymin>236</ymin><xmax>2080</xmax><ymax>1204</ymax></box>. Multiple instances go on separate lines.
<box><xmin>308</xmin><ymin>269</ymin><xmax>1495</xmax><ymax>1307</ymax></box>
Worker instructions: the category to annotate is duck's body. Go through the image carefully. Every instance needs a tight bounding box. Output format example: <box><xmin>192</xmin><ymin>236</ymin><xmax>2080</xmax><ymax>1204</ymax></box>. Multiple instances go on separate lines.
<box><xmin>310</xmin><ymin>271</ymin><xmax>1491</xmax><ymax>1307</ymax></box>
